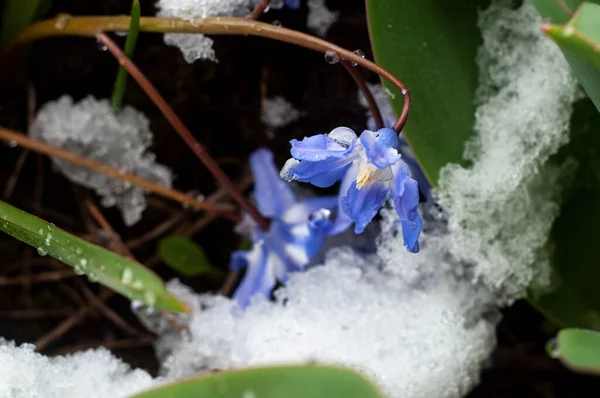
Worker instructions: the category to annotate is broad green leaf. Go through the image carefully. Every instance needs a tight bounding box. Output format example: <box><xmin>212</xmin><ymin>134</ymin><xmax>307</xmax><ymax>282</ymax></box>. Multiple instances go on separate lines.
<box><xmin>129</xmin><ymin>365</ymin><xmax>384</xmax><ymax>398</ymax></box>
<box><xmin>532</xmin><ymin>0</ymin><xmax>600</xmax><ymax>111</ymax></box>
<box><xmin>542</xmin><ymin>3</ymin><xmax>600</xmax><ymax>70</ymax></box>
<box><xmin>111</xmin><ymin>0</ymin><xmax>141</xmax><ymax>114</ymax></box>
<box><xmin>158</xmin><ymin>236</ymin><xmax>221</xmax><ymax>277</ymax></box>
<box><xmin>548</xmin><ymin>328</ymin><xmax>600</xmax><ymax>374</ymax></box>
<box><xmin>0</xmin><ymin>0</ymin><xmax>48</xmax><ymax>48</ymax></box>
<box><xmin>531</xmin><ymin>98</ymin><xmax>600</xmax><ymax>330</ymax></box>
<box><xmin>0</xmin><ymin>200</ymin><xmax>188</xmax><ymax>312</ymax></box>
<box><xmin>367</xmin><ymin>0</ymin><xmax>489</xmax><ymax>184</ymax></box>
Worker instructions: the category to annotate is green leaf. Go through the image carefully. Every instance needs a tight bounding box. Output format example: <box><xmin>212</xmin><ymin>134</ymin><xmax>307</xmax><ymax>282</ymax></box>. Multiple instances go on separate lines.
<box><xmin>0</xmin><ymin>0</ymin><xmax>47</xmax><ymax>48</ymax></box>
<box><xmin>111</xmin><ymin>0</ymin><xmax>141</xmax><ymax>114</ymax></box>
<box><xmin>548</xmin><ymin>328</ymin><xmax>600</xmax><ymax>374</ymax></box>
<box><xmin>542</xmin><ymin>3</ymin><xmax>600</xmax><ymax>70</ymax></box>
<box><xmin>0</xmin><ymin>200</ymin><xmax>188</xmax><ymax>312</ymax></box>
<box><xmin>128</xmin><ymin>365</ymin><xmax>384</xmax><ymax>398</ymax></box>
<box><xmin>367</xmin><ymin>0</ymin><xmax>489</xmax><ymax>184</ymax></box>
<box><xmin>158</xmin><ymin>236</ymin><xmax>221</xmax><ymax>277</ymax></box>
<box><xmin>532</xmin><ymin>0</ymin><xmax>600</xmax><ymax>111</ymax></box>
<box><xmin>531</xmin><ymin>98</ymin><xmax>600</xmax><ymax>330</ymax></box>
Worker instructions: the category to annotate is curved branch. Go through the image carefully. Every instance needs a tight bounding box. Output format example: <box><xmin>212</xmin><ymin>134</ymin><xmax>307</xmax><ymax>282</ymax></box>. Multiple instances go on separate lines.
<box><xmin>6</xmin><ymin>16</ymin><xmax>411</xmax><ymax>132</ymax></box>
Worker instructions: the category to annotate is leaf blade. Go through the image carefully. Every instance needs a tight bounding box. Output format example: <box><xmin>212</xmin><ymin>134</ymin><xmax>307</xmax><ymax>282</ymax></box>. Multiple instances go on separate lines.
<box><xmin>158</xmin><ymin>236</ymin><xmax>221</xmax><ymax>277</ymax></box>
<box><xmin>0</xmin><ymin>200</ymin><xmax>187</xmax><ymax>312</ymax></box>
<box><xmin>129</xmin><ymin>365</ymin><xmax>384</xmax><ymax>398</ymax></box>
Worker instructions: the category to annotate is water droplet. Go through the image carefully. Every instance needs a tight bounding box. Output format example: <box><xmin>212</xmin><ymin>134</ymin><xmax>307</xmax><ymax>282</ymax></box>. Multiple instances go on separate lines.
<box><xmin>75</xmin><ymin>247</ymin><xmax>83</xmax><ymax>255</ymax></box>
<box><xmin>54</xmin><ymin>13</ymin><xmax>72</xmax><ymax>30</ymax></box>
<box><xmin>351</xmin><ymin>49</ymin><xmax>365</xmax><ymax>66</ymax></box>
<box><xmin>37</xmin><ymin>247</ymin><xmax>47</xmax><ymax>256</ymax></box>
<box><xmin>546</xmin><ymin>338</ymin><xmax>560</xmax><ymax>358</ymax></box>
<box><xmin>121</xmin><ymin>267</ymin><xmax>133</xmax><ymax>285</ymax></box>
<box><xmin>401</xmin><ymin>88</ymin><xmax>408</xmax><ymax>95</ymax></box>
<box><xmin>324</xmin><ymin>50</ymin><xmax>340</xmax><ymax>64</ymax></box>
<box><xmin>272</xmin><ymin>20</ymin><xmax>282</xmax><ymax>27</ymax></box>
<box><xmin>144</xmin><ymin>291</ymin><xmax>157</xmax><ymax>306</ymax></box>
<box><xmin>242</xmin><ymin>390</ymin><xmax>257</xmax><ymax>398</ymax></box>
<box><xmin>132</xmin><ymin>280</ymin><xmax>144</xmax><ymax>290</ymax></box>
<box><xmin>190</xmin><ymin>17</ymin><xmax>205</xmax><ymax>27</ymax></box>
<box><xmin>96</xmin><ymin>39</ymin><xmax>108</xmax><ymax>51</ymax></box>
<box><xmin>80</xmin><ymin>258</ymin><xmax>88</xmax><ymax>267</ymax></box>
<box><xmin>264</xmin><ymin>5</ymin><xmax>271</xmax><ymax>12</ymax></box>
<box><xmin>38</xmin><ymin>228</ymin><xmax>44</xmax><ymax>234</ymax></box>
<box><xmin>87</xmin><ymin>270</ymin><xmax>99</xmax><ymax>282</ymax></box>
<box><xmin>8</xmin><ymin>140</ymin><xmax>17</xmax><ymax>148</ymax></box>
<box><xmin>563</xmin><ymin>26</ymin><xmax>575</xmax><ymax>38</ymax></box>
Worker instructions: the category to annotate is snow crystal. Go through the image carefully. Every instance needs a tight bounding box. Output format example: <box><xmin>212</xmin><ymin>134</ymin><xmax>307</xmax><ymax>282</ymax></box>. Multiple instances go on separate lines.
<box><xmin>152</xmin><ymin>208</ymin><xmax>496</xmax><ymax>398</ymax></box>
<box><xmin>30</xmin><ymin>95</ymin><xmax>173</xmax><ymax>226</ymax></box>
<box><xmin>261</xmin><ymin>96</ymin><xmax>300</xmax><ymax>129</ymax></box>
<box><xmin>261</xmin><ymin>96</ymin><xmax>301</xmax><ymax>139</ymax></box>
<box><xmin>156</xmin><ymin>0</ymin><xmax>254</xmax><ymax>63</ymax></box>
<box><xmin>357</xmin><ymin>83</ymin><xmax>397</xmax><ymax>131</ymax></box>
<box><xmin>0</xmin><ymin>341</ymin><xmax>157</xmax><ymax>397</ymax></box>
<box><xmin>438</xmin><ymin>0</ymin><xmax>578</xmax><ymax>303</ymax></box>
<box><xmin>307</xmin><ymin>0</ymin><xmax>339</xmax><ymax>37</ymax></box>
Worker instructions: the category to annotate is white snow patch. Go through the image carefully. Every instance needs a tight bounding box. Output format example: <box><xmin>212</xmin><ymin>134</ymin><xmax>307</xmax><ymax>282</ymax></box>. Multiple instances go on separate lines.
<box><xmin>156</xmin><ymin>0</ymin><xmax>254</xmax><ymax>63</ymax></box>
<box><xmin>31</xmin><ymin>95</ymin><xmax>173</xmax><ymax>226</ymax></box>
<box><xmin>152</xmin><ymin>208</ymin><xmax>496</xmax><ymax>398</ymax></box>
<box><xmin>438</xmin><ymin>0</ymin><xmax>578</xmax><ymax>303</ymax></box>
<box><xmin>307</xmin><ymin>0</ymin><xmax>339</xmax><ymax>37</ymax></box>
<box><xmin>0</xmin><ymin>341</ymin><xmax>157</xmax><ymax>398</ymax></box>
<box><xmin>261</xmin><ymin>96</ymin><xmax>301</xmax><ymax>139</ymax></box>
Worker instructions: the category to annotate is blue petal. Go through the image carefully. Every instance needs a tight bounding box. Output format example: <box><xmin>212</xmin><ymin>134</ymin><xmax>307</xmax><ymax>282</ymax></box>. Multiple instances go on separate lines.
<box><xmin>282</xmin><ymin>196</ymin><xmax>338</xmax><ymax>225</ymax></box>
<box><xmin>401</xmin><ymin>213</ymin><xmax>422</xmax><ymax>253</ymax></box>
<box><xmin>290</xmin><ymin>158</ymin><xmax>352</xmax><ymax>188</ymax></box>
<box><xmin>250</xmin><ymin>148</ymin><xmax>297</xmax><ymax>218</ymax></box>
<box><xmin>232</xmin><ymin>245</ymin><xmax>276</xmax><ymax>309</ymax></box>
<box><xmin>393</xmin><ymin>175</ymin><xmax>420</xmax><ymax>222</ymax></box>
<box><xmin>398</xmin><ymin>136</ymin><xmax>433</xmax><ymax>200</ymax></box>
<box><xmin>285</xmin><ymin>0</ymin><xmax>301</xmax><ymax>8</ymax></box>
<box><xmin>229</xmin><ymin>250</ymin><xmax>249</xmax><ymax>271</ymax></box>
<box><xmin>341</xmin><ymin>180</ymin><xmax>389</xmax><ymax>234</ymax></box>
<box><xmin>359</xmin><ymin>129</ymin><xmax>401</xmax><ymax>169</ymax></box>
<box><xmin>326</xmin><ymin>164</ymin><xmax>357</xmax><ymax>235</ymax></box>
<box><xmin>290</xmin><ymin>134</ymin><xmax>350</xmax><ymax>161</ymax></box>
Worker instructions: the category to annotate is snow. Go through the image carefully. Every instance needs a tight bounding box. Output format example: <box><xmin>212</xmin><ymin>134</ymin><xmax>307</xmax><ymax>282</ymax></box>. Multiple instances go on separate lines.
<box><xmin>30</xmin><ymin>95</ymin><xmax>173</xmax><ymax>226</ymax></box>
<box><xmin>261</xmin><ymin>96</ymin><xmax>301</xmax><ymax>139</ymax></box>
<box><xmin>438</xmin><ymin>0</ymin><xmax>578</xmax><ymax>304</ymax></box>
<box><xmin>0</xmin><ymin>341</ymin><xmax>157</xmax><ymax>398</ymax></box>
<box><xmin>307</xmin><ymin>0</ymin><xmax>339</xmax><ymax>37</ymax></box>
<box><xmin>156</xmin><ymin>0</ymin><xmax>254</xmax><ymax>63</ymax></box>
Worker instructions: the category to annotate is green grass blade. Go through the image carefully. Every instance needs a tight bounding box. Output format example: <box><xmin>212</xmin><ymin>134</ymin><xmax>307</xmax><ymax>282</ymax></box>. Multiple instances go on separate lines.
<box><xmin>111</xmin><ymin>0</ymin><xmax>141</xmax><ymax>114</ymax></box>
<box><xmin>549</xmin><ymin>328</ymin><xmax>600</xmax><ymax>375</ymax></box>
<box><xmin>0</xmin><ymin>200</ymin><xmax>188</xmax><ymax>313</ymax></box>
<box><xmin>0</xmin><ymin>0</ymin><xmax>46</xmax><ymax>48</ymax></box>
<box><xmin>129</xmin><ymin>365</ymin><xmax>384</xmax><ymax>398</ymax></box>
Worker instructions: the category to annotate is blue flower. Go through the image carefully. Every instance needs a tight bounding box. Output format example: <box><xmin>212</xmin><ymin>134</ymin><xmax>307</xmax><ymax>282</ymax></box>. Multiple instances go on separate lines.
<box><xmin>230</xmin><ymin>148</ymin><xmax>337</xmax><ymax>308</ymax></box>
<box><xmin>285</xmin><ymin>127</ymin><xmax>422</xmax><ymax>252</ymax></box>
<box><xmin>270</xmin><ymin>0</ymin><xmax>301</xmax><ymax>10</ymax></box>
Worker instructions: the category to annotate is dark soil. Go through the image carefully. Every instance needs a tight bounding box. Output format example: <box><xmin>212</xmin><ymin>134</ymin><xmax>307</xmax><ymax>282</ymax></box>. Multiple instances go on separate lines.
<box><xmin>0</xmin><ymin>0</ymin><xmax>599</xmax><ymax>396</ymax></box>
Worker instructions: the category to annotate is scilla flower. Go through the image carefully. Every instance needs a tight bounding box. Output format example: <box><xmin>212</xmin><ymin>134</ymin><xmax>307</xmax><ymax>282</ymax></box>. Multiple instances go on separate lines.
<box><xmin>283</xmin><ymin>127</ymin><xmax>422</xmax><ymax>252</ymax></box>
<box><xmin>270</xmin><ymin>0</ymin><xmax>301</xmax><ymax>9</ymax></box>
<box><xmin>230</xmin><ymin>148</ymin><xmax>337</xmax><ymax>308</ymax></box>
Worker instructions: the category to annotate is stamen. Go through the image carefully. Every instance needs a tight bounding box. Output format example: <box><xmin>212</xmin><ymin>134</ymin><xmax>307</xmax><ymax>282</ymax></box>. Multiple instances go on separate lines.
<box><xmin>356</xmin><ymin>163</ymin><xmax>381</xmax><ymax>189</ymax></box>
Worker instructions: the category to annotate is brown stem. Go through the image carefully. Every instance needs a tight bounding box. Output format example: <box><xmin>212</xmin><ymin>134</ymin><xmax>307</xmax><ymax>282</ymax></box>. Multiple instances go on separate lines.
<box><xmin>96</xmin><ymin>32</ymin><xmax>270</xmax><ymax>232</ymax></box>
<box><xmin>6</xmin><ymin>16</ymin><xmax>411</xmax><ymax>132</ymax></box>
<box><xmin>0</xmin><ymin>126</ymin><xmax>239</xmax><ymax>221</ymax></box>
<box><xmin>340</xmin><ymin>60</ymin><xmax>384</xmax><ymax>130</ymax></box>
<box><xmin>555</xmin><ymin>0</ymin><xmax>573</xmax><ymax>16</ymax></box>
<box><xmin>246</xmin><ymin>0</ymin><xmax>271</xmax><ymax>20</ymax></box>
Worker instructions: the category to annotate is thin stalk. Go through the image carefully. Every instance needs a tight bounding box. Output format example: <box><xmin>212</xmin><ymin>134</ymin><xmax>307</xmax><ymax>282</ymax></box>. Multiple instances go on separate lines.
<box><xmin>5</xmin><ymin>16</ymin><xmax>411</xmax><ymax>132</ymax></box>
<box><xmin>96</xmin><ymin>32</ymin><xmax>270</xmax><ymax>231</ymax></box>
<box><xmin>111</xmin><ymin>0</ymin><xmax>140</xmax><ymax>113</ymax></box>
<box><xmin>0</xmin><ymin>126</ymin><xmax>239</xmax><ymax>221</ymax></box>
<box><xmin>246</xmin><ymin>0</ymin><xmax>270</xmax><ymax>20</ymax></box>
<box><xmin>340</xmin><ymin>60</ymin><xmax>384</xmax><ymax>130</ymax></box>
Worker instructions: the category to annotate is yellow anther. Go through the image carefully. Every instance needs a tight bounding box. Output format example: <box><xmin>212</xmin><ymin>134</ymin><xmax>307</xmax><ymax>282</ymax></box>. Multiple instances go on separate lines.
<box><xmin>356</xmin><ymin>163</ymin><xmax>381</xmax><ymax>189</ymax></box>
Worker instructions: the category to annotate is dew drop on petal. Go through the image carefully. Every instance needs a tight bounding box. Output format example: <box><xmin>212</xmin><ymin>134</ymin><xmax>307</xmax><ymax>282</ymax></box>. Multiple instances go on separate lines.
<box><xmin>37</xmin><ymin>247</ymin><xmax>47</xmax><ymax>256</ymax></box>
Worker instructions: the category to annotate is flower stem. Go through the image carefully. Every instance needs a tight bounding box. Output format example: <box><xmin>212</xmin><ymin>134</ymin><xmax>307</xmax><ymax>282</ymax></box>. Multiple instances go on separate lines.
<box><xmin>96</xmin><ymin>32</ymin><xmax>271</xmax><ymax>231</ymax></box>
<box><xmin>5</xmin><ymin>16</ymin><xmax>411</xmax><ymax>132</ymax></box>
<box><xmin>0</xmin><ymin>126</ymin><xmax>239</xmax><ymax>221</ymax></box>
<box><xmin>111</xmin><ymin>0</ymin><xmax>140</xmax><ymax>114</ymax></box>
<box><xmin>246</xmin><ymin>0</ymin><xmax>271</xmax><ymax>20</ymax></box>
<box><xmin>340</xmin><ymin>60</ymin><xmax>384</xmax><ymax>130</ymax></box>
